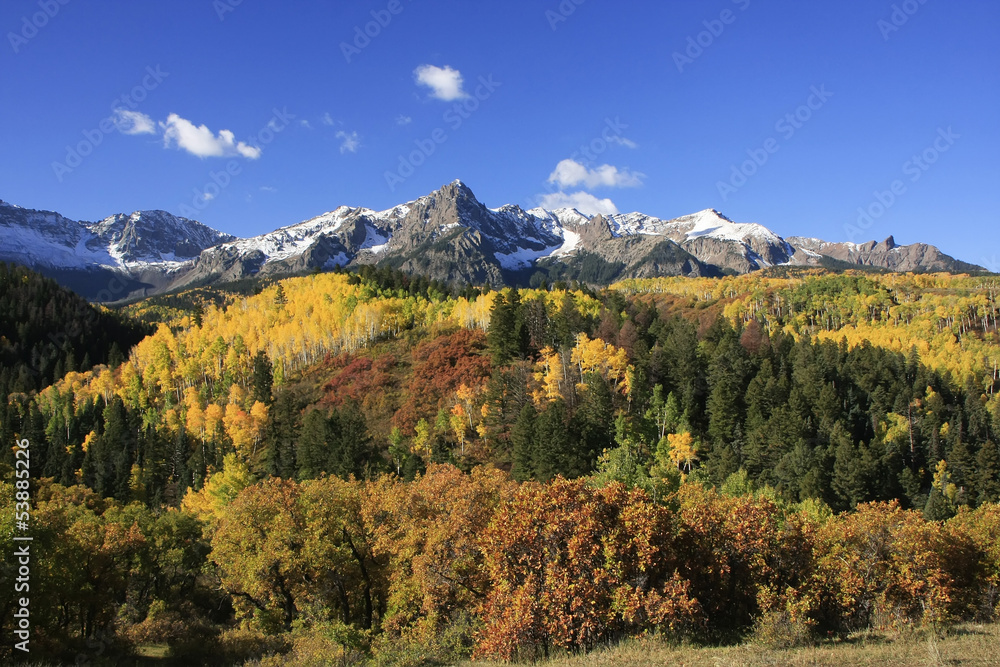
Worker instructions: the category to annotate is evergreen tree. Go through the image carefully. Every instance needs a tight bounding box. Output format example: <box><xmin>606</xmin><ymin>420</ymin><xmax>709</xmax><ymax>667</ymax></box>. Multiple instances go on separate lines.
<box><xmin>252</xmin><ymin>350</ymin><xmax>274</xmax><ymax>405</ymax></box>
<box><xmin>964</xmin><ymin>378</ymin><xmax>990</xmax><ymax>442</ymax></box>
<box><xmin>521</xmin><ymin>296</ymin><xmax>550</xmax><ymax>352</ymax></box>
<box><xmin>265</xmin><ymin>390</ymin><xmax>300</xmax><ymax>478</ymax></box>
<box><xmin>551</xmin><ymin>292</ymin><xmax>585</xmax><ymax>350</ymax></box>
<box><xmin>923</xmin><ymin>486</ymin><xmax>954</xmax><ymax>520</ymax></box>
<box><xmin>946</xmin><ymin>427</ymin><xmax>974</xmax><ymax>492</ymax></box>
<box><xmin>975</xmin><ymin>441</ymin><xmax>1000</xmax><ymax>504</ymax></box>
<box><xmin>328</xmin><ymin>401</ymin><xmax>372</xmax><ymax>480</ymax></box>
<box><xmin>296</xmin><ymin>409</ymin><xmax>329</xmax><ymax>480</ymax></box>
<box><xmin>510</xmin><ymin>403</ymin><xmax>537</xmax><ymax>482</ymax></box>
<box><xmin>533</xmin><ymin>400</ymin><xmax>570</xmax><ymax>481</ymax></box>
<box><xmin>705</xmin><ymin>330</ymin><xmax>751</xmax><ymax>482</ymax></box>
<box><xmin>84</xmin><ymin>396</ymin><xmax>133</xmax><ymax>500</ymax></box>
<box><xmin>487</xmin><ymin>289</ymin><xmax>528</xmax><ymax>364</ymax></box>
<box><xmin>569</xmin><ymin>373</ymin><xmax>615</xmax><ymax>478</ymax></box>
<box><xmin>831</xmin><ymin>432</ymin><xmax>876</xmax><ymax>511</ymax></box>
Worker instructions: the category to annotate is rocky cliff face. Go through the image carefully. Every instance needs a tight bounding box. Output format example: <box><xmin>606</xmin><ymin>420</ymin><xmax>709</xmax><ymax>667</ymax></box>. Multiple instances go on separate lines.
<box><xmin>0</xmin><ymin>183</ymin><xmax>983</xmax><ymax>301</ymax></box>
<box><xmin>785</xmin><ymin>235</ymin><xmax>981</xmax><ymax>273</ymax></box>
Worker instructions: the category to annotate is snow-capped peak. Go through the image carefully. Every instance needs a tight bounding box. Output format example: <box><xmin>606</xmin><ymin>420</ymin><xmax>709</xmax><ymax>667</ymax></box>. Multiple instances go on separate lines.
<box><xmin>677</xmin><ymin>208</ymin><xmax>780</xmax><ymax>244</ymax></box>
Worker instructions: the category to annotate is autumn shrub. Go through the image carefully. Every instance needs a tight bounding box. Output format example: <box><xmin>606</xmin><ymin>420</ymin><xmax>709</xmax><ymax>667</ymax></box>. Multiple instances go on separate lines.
<box><xmin>671</xmin><ymin>484</ymin><xmax>818</xmax><ymax>640</ymax></box>
<box><xmin>214</xmin><ymin>626</ymin><xmax>291</xmax><ymax>664</ymax></box>
<box><xmin>369</xmin><ymin>610</ymin><xmax>479</xmax><ymax>667</ymax></box>
<box><xmin>255</xmin><ymin>623</ymin><xmax>365</xmax><ymax>667</ymax></box>
<box><xmin>321</xmin><ymin>354</ymin><xmax>398</xmax><ymax>409</ymax></box>
<box><xmin>475</xmin><ymin>479</ymin><xmax>702</xmax><ymax>661</ymax></box>
<box><xmin>750</xmin><ymin>609</ymin><xmax>815</xmax><ymax>649</ymax></box>
<box><xmin>948</xmin><ymin>503</ymin><xmax>1000</xmax><ymax>620</ymax></box>
<box><xmin>122</xmin><ymin>600</ymin><xmax>201</xmax><ymax>645</ymax></box>
<box><xmin>362</xmin><ymin>464</ymin><xmax>513</xmax><ymax>639</ymax></box>
<box><xmin>212</xmin><ymin>477</ymin><xmax>381</xmax><ymax>634</ymax></box>
<box><xmin>394</xmin><ymin>329</ymin><xmax>492</xmax><ymax>433</ymax></box>
<box><xmin>810</xmin><ymin>501</ymin><xmax>965</xmax><ymax>633</ymax></box>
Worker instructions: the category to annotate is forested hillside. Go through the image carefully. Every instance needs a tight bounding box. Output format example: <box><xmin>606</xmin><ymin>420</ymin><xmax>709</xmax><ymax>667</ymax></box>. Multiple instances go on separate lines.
<box><xmin>2</xmin><ymin>266</ymin><xmax>1000</xmax><ymax>664</ymax></box>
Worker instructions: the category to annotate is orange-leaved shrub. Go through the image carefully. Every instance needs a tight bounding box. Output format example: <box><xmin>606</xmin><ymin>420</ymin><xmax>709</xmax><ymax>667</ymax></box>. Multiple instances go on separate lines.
<box><xmin>807</xmin><ymin>501</ymin><xmax>978</xmax><ymax>633</ymax></box>
<box><xmin>475</xmin><ymin>479</ymin><xmax>701</xmax><ymax>660</ymax></box>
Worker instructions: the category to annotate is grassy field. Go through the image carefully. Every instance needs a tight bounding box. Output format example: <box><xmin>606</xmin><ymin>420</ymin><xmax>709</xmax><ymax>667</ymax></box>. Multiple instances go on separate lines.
<box><xmin>463</xmin><ymin>624</ymin><xmax>1000</xmax><ymax>667</ymax></box>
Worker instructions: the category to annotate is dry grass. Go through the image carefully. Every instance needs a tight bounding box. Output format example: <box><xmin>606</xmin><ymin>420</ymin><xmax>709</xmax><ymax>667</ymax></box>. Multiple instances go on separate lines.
<box><xmin>462</xmin><ymin>624</ymin><xmax>1000</xmax><ymax>667</ymax></box>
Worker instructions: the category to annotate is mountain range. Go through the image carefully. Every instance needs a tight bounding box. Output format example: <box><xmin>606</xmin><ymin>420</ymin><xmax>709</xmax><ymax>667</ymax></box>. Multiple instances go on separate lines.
<box><xmin>0</xmin><ymin>180</ymin><xmax>983</xmax><ymax>301</ymax></box>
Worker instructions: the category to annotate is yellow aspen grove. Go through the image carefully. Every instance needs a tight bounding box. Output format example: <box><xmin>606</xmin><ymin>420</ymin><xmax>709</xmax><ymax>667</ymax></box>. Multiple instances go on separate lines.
<box><xmin>204</xmin><ymin>403</ymin><xmax>225</xmax><ymax>442</ymax></box>
<box><xmin>570</xmin><ymin>333</ymin><xmax>629</xmax><ymax>388</ymax></box>
<box><xmin>533</xmin><ymin>347</ymin><xmax>566</xmax><ymax>405</ymax></box>
<box><xmin>450</xmin><ymin>404</ymin><xmax>468</xmax><ymax>456</ymax></box>
<box><xmin>249</xmin><ymin>400</ymin><xmax>269</xmax><ymax>452</ymax></box>
<box><xmin>667</xmin><ymin>432</ymin><xmax>699</xmax><ymax>473</ymax></box>
<box><xmin>185</xmin><ymin>400</ymin><xmax>206</xmax><ymax>442</ymax></box>
<box><xmin>412</xmin><ymin>418</ymin><xmax>432</xmax><ymax>461</ymax></box>
<box><xmin>456</xmin><ymin>383</ymin><xmax>478</xmax><ymax>428</ymax></box>
<box><xmin>223</xmin><ymin>403</ymin><xmax>254</xmax><ymax>458</ymax></box>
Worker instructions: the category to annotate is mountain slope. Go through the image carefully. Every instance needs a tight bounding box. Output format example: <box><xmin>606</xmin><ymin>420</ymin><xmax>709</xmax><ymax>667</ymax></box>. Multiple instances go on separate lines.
<box><xmin>0</xmin><ymin>183</ymin><xmax>983</xmax><ymax>301</ymax></box>
<box><xmin>0</xmin><ymin>199</ymin><xmax>235</xmax><ymax>299</ymax></box>
<box><xmin>0</xmin><ymin>261</ymin><xmax>151</xmax><ymax>396</ymax></box>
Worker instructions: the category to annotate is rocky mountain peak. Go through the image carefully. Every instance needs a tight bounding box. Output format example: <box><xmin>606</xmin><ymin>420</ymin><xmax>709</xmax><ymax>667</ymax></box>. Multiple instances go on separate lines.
<box><xmin>89</xmin><ymin>210</ymin><xmax>236</xmax><ymax>264</ymax></box>
<box><xmin>0</xmin><ymin>181</ymin><xmax>984</xmax><ymax>302</ymax></box>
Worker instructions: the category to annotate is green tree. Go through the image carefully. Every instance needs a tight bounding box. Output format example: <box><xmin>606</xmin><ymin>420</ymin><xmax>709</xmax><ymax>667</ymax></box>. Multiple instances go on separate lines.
<box><xmin>975</xmin><ymin>440</ymin><xmax>1000</xmax><ymax>504</ymax></box>
<box><xmin>251</xmin><ymin>350</ymin><xmax>274</xmax><ymax>405</ymax></box>
<box><xmin>265</xmin><ymin>390</ymin><xmax>300</xmax><ymax>478</ymax></box>
<box><xmin>327</xmin><ymin>401</ymin><xmax>373</xmax><ymax>480</ymax></box>
<box><xmin>487</xmin><ymin>289</ymin><xmax>528</xmax><ymax>364</ymax></box>
<box><xmin>705</xmin><ymin>331</ymin><xmax>751</xmax><ymax>483</ymax></box>
<box><xmin>296</xmin><ymin>409</ymin><xmax>329</xmax><ymax>481</ymax></box>
<box><xmin>533</xmin><ymin>400</ymin><xmax>570</xmax><ymax>481</ymax></box>
<box><xmin>510</xmin><ymin>403</ymin><xmax>537</xmax><ymax>481</ymax></box>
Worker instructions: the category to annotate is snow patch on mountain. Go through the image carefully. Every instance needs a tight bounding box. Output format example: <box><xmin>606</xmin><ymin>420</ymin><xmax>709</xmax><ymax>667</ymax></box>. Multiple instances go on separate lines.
<box><xmin>360</xmin><ymin>225</ymin><xmax>391</xmax><ymax>254</ymax></box>
<box><xmin>0</xmin><ymin>219</ymin><xmax>111</xmax><ymax>269</ymax></box>
<box><xmin>493</xmin><ymin>224</ymin><xmax>581</xmax><ymax>270</ymax></box>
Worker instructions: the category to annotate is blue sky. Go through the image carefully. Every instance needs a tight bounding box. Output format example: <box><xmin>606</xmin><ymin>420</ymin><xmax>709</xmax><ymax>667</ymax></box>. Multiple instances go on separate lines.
<box><xmin>1</xmin><ymin>0</ymin><xmax>997</xmax><ymax>266</ymax></box>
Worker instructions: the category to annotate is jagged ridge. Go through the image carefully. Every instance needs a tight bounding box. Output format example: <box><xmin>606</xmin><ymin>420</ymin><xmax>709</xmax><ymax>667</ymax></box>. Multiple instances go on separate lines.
<box><xmin>0</xmin><ymin>182</ymin><xmax>983</xmax><ymax>301</ymax></box>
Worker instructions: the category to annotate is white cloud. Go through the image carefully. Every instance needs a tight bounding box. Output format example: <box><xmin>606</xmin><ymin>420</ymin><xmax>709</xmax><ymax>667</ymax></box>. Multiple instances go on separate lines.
<box><xmin>160</xmin><ymin>114</ymin><xmax>261</xmax><ymax>159</ymax></box>
<box><xmin>396</xmin><ymin>114</ymin><xmax>412</xmax><ymax>126</ymax></box>
<box><xmin>260</xmin><ymin>185</ymin><xmax>277</xmax><ymax>193</ymax></box>
<box><xmin>113</xmin><ymin>109</ymin><xmax>156</xmax><ymax>135</ymax></box>
<box><xmin>201</xmin><ymin>191</ymin><xmax>215</xmax><ymax>202</ymax></box>
<box><xmin>539</xmin><ymin>191</ymin><xmax>620</xmax><ymax>216</ymax></box>
<box><xmin>322</xmin><ymin>112</ymin><xmax>335</xmax><ymax>126</ymax></box>
<box><xmin>548</xmin><ymin>159</ymin><xmax>644</xmax><ymax>189</ymax></box>
<box><xmin>414</xmin><ymin>64</ymin><xmax>467</xmax><ymax>101</ymax></box>
<box><xmin>300</xmin><ymin>119</ymin><xmax>313</xmax><ymax>129</ymax></box>
<box><xmin>608</xmin><ymin>135</ymin><xmax>638</xmax><ymax>149</ymax></box>
<box><xmin>336</xmin><ymin>130</ymin><xmax>360</xmax><ymax>154</ymax></box>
